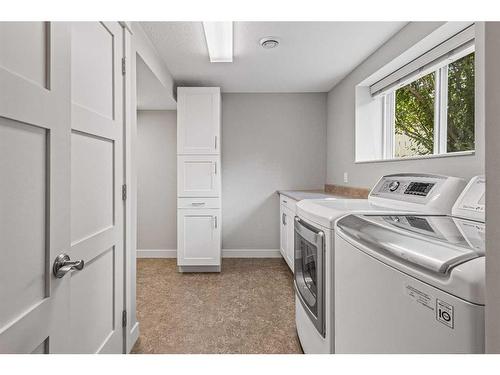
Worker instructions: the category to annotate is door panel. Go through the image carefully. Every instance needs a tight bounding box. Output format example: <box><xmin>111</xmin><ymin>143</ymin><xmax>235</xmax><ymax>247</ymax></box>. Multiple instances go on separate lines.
<box><xmin>69</xmin><ymin>247</ymin><xmax>115</xmax><ymax>353</ymax></box>
<box><xmin>0</xmin><ymin>22</ymin><xmax>71</xmax><ymax>354</ymax></box>
<box><xmin>0</xmin><ymin>22</ymin><xmax>49</xmax><ymax>88</ymax></box>
<box><xmin>68</xmin><ymin>21</ymin><xmax>124</xmax><ymax>354</ymax></box>
<box><xmin>71</xmin><ymin>22</ymin><xmax>114</xmax><ymax>119</ymax></box>
<box><xmin>0</xmin><ymin>119</ymin><xmax>47</xmax><ymax>328</ymax></box>
<box><xmin>177</xmin><ymin>209</ymin><xmax>221</xmax><ymax>266</ymax></box>
<box><xmin>178</xmin><ymin>155</ymin><xmax>220</xmax><ymax>197</ymax></box>
<box><xmin>70</xmin><ymin>131</ymin><xmax>114</xmax><ymax>243</ymax></box>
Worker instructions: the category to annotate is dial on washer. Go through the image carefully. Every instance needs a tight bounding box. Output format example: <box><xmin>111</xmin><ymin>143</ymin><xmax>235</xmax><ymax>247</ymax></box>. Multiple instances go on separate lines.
<box><xmin>389</xmin><ymin>181</ymin><xmax>400</xmax><ymax>192</ymax></box>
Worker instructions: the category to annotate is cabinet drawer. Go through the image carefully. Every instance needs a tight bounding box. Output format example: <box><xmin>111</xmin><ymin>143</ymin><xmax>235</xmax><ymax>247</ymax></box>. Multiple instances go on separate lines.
<box><xmin>178</xmin><ymin>197</ymin><xmax>221</xmax><ymax>209</ymax></box>
<box><xmin>280</xmin><ymin>195</ymin><xmax>298</xmax><ymax>213</ymax></box>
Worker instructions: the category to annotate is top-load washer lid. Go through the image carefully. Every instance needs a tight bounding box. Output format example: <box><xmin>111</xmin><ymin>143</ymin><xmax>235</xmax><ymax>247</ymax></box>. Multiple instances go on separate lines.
<box><xmin>336</xmin><ymin>214</ymin><xmax>485</xmax><ymax>274</ymax></box>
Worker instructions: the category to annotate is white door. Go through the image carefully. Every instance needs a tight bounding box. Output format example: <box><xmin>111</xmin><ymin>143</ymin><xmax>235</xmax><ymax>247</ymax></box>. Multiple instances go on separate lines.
<box><xmin>177</xmin><ymin>209</ymin><xmax>221</xmax><ymax>266</ymax></box>
<box><xmin>0</xmin><ymin>22</ymin><xmax>71</xmax><ymax>353</ymax></box>
<box><xmin>177</xmin><ymin>87</ymin><xmax>220</xmax><ymax>155</ymax></box>
<box><xmin>178</xmin><ymin>155</ymin><xmax>220</xmax><ymax>197</ymax></box>
<box><xmin>280</xmin><ymin>205</ymin><xmax>288</xmax><ymax>260</ymax></box>
<box><xmin>0</xmin><ymin>21</ymin><xmax>125</xmax><ymax>354</ymax></box>
<box><xmin>68</xmin><ymin>22</ymin><xmax>124</xmax><ymax>353</ymax></box>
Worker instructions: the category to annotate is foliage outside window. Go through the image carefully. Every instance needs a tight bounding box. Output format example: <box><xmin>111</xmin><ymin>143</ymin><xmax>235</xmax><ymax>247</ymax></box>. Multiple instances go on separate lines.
<box><xmin>387</xmin><ymin>52</ymin><xmax>475</xmax><ymax>159</ymax></box>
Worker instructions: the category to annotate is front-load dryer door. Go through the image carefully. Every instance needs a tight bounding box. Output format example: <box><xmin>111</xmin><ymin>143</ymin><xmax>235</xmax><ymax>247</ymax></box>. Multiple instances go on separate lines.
<box><xmin>294</xmin><ymin>217</ymin><xmax>325</xmax><ymax>337</ymax></box>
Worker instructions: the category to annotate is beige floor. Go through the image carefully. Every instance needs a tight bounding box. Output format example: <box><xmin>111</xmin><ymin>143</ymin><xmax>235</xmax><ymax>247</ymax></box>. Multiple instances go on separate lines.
<box><xmin>131</xmin><ymin>258</ymin><xmax>303</xmax><ymax>354</ymax></box>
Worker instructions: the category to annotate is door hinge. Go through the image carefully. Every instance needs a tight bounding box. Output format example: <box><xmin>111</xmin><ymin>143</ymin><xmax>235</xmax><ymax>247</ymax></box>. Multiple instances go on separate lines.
<box><xmin>122</xmin><ymin>310</ymin><xmax>127</xmax><ymax>327</ymax></box>
<box><xmin>121</xmin><ymin>57</ymin><xmax>126</xmax><ymax>75</ymax></box>
<box><xmin>122</xmin><ymin>184</ymin><xmax>127</xmax><ymax>201</ymax></box>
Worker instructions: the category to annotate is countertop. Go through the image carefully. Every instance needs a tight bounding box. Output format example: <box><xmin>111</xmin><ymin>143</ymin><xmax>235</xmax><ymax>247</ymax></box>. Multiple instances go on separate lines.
<box><xmin>277</xmin><ymin>189</ymin><xmax>346</xmax><ymax>201</ymax></box>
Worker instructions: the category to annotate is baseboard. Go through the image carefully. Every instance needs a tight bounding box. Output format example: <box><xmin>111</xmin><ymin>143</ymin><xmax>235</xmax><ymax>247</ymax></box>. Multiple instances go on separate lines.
<box><xmin>137</xmin><ymin>249</ymin><xmax>176</xmax><ymax>258</ymax></box>
<box><xmin>137</xmin><ymin>249</ymin><xmax>282</xmax><ymax>259</ymax></box>
<box><xmin>222</xmin><ymin>249</ymin><xmax>282</xmax><ymax>258</ymax></box>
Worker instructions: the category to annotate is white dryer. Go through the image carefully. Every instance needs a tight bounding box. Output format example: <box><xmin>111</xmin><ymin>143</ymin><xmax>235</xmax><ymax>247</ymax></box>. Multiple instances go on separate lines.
<box><xmin>294</xmin><ymin>173</ymin><xmax>466</xmax><ymax>354</ymax></box>
<box><xmin>334</xmin><ymin>176</ymin><xmax>485</xmax><ymax>353</ymax></box>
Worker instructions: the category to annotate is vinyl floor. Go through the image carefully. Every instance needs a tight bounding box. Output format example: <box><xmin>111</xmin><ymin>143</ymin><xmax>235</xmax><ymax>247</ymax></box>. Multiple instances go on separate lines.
<box><xmin>131</xmin><ymin>258</ymin><xmax>303</xmax><ymax>354</ymax></box>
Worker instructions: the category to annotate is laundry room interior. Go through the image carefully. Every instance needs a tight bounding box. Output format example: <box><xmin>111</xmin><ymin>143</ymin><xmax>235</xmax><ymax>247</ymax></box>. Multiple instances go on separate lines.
<box><xmin>2</xmin><ymin>2</ymin><xmax>500</xmax><ymax>368</ymax></box>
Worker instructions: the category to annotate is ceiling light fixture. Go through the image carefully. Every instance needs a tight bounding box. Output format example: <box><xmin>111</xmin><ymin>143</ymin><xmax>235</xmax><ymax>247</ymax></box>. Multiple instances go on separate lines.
<box><xmin>202</xmin><ymin>22</ymin><xmax>233</xmax><ymax>62</ymax></box>
<box><xmin>260</xmin><ymin>37</ymin><xmax>280</xmax><ymax>49</ymax></box>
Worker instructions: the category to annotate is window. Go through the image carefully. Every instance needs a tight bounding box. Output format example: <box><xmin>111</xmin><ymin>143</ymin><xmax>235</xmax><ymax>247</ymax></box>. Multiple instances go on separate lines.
<box><xmin>384</xmin><ymin>51</ymin><xmax>475</xmax><ymax>159</ymax></box>
<box><xmin>355</xmin><ymin>24</ymin><xmax>476</xmax><ymax>163</ymax></box>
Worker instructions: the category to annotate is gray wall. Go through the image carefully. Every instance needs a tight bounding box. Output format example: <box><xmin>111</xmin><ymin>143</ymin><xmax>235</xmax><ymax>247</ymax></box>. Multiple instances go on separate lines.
<box><xmin>137</xmin><ymin>110</ymin><xmax>177</xmax><ymax>249</ymax></box>
<box><xmin>326</xmin><ymin>22</ymin><xmax>485</xmax><ymax>189</ymax></box>
<box><xmin>222</xmin><ymin>93</ymin><xmax>327</xmax><ymax>249</ymax></box>
<box><xmin>485</xmin><ymin>22</ymin><xmax>500</xmax><ymax>353</ymax></box>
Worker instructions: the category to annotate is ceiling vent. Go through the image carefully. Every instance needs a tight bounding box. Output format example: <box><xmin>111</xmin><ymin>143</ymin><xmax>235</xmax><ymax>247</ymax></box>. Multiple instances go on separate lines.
<box><xmin>260</xmin><ymin>37</ymin><xmax>280</xmax><ymax>49</ymax></box>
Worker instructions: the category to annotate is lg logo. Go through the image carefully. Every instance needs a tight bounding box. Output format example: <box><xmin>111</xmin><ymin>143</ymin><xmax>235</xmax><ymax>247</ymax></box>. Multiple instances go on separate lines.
<box><xmin>436</xmin><ymin>299</ymin><xmax>454</xmax><ymax>329</ymax></box>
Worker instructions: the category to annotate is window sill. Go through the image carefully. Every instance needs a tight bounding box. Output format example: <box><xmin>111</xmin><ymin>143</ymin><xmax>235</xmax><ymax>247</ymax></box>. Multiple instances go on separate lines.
<box><xmin>355</xmin><ymin>150</ymin><xmax>475</xmax><ymax>164</ymax></box>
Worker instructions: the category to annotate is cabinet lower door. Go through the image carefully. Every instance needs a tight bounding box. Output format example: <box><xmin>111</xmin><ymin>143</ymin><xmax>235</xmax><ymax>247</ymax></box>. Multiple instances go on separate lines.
<box><xmin>285</xmin><ymin>207</ymin><xmax>295</xmax><ymax>272</ymax></box>
<box><xmin>177</xmin><ymin>209</ymin><xmax>221</xmax><ymax>266</ymax></box>
<box><xmin>280</xmin><ymin>205</ymin><xmax>288</xmax><ymax>260</ymax></box>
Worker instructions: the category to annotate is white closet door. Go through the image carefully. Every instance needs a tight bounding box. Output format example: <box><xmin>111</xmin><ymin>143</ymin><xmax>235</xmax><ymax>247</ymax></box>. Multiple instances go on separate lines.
<box><xmin>68</xmin><ymin>22</ymin><xmax>124</xmax><ymax>354</ymax></box>
<box><xmin>177</xmin><ymin>155</ymin><xmax>221</xmax><ymax>197</ymax></box>
<box><xmin>0</xmin><ymin>22</ymin><xmax>71</xmax><ymax>353</ymax></box>
<box><xmin>177</xmin><ymin>209</ymin><xmax>221</xmax><ymax>266</ymax></box>
<box><xmin>177</xmin><ymin>87</ymin><xmax>220</xmax><ymax>154</ymax></box>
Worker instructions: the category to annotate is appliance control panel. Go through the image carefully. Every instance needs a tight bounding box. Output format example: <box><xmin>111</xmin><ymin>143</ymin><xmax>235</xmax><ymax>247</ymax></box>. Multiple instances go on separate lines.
<box><xmin>369</xmin><ymin>174</ymin><xmax>466</xmax><ymax>214</ymax></box>
<box><xmin>404</xmin><ymin>182</ymin><xmax>435</xmax><ymax>196</ymax></box>
<box><xmin>376</xmin><ymin>177</ymin><xmax>436</xmax><ymax>197</ymax></box>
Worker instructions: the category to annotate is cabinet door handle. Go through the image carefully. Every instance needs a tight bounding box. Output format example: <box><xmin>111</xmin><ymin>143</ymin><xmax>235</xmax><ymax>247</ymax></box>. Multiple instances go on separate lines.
<box><xmin>215</xmin><ymin>136</ymin><xmax>217</xmax><ymax>150</ymax></box>
<box><xmin>213</xmin><ymin>216</ymin><xmax>218</xmax><ymax>229</ymax></box>
<box><xmin>282</xmin><ymin>213</ymin><xmax>286</xmax><ymax>226</ymax></box>
<box><xmin>214</xmin><ymin>162</ymin><xmax>217</xmax><ymax>175</ymax></box>
<box><xmin>191</xmin><ymin>202</ymin><xmax>205</xmax><ymax>206</ymax></box>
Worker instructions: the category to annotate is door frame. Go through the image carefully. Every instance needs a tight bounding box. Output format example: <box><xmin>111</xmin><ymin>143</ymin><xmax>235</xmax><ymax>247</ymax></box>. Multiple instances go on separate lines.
<box><xmin>122</xmin><ymin>21</ymin><xmax>178</xmax><ymax>353</ymax></box>
<box><xmin>121</xmin><ymin>22</ymin><xmax>140</xmax><ymax>354</ymax></box>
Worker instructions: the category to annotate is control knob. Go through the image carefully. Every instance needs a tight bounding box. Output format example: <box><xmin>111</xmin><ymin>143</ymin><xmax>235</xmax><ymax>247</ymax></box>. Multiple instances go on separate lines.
<box><xmin>388</xmin><ymin>181</ymin><xmax>400</xmax><ymax>192</ymax></box>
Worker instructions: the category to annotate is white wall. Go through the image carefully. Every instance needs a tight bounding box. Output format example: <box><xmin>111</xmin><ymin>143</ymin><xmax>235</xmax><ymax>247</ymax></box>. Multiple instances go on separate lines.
<box><xmin>326</xmin><ymin>22</ymin><xmax>485</xmax><ymax>189</ymax></box>
<box><xmin>221</xmin><ymin>93</ymin><xmax>327</xmax><ymax>250</ymax></box>
<box><xmin>137</xmin><ymin>110</ymin><xmax>177</xmax><ymax>250</ymax></box>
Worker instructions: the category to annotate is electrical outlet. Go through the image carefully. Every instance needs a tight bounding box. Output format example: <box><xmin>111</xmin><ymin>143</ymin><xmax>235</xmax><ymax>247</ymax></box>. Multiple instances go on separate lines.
<box><xmin>343</xmin><ymin>172</ymin><xmax>348</xmax><ymax>183</ymax></box>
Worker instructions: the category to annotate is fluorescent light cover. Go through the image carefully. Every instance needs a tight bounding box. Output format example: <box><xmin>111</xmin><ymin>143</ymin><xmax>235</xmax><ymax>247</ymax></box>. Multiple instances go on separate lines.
<box><xmin>202</xmin><ymin>22</ymin><xmax>233</xmax><ymax>62</ymax></box>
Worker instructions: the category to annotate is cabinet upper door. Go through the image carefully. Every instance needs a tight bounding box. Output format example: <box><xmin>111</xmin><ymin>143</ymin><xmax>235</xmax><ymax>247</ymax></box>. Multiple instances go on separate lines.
<box><xmin>177</xmin><ymin>87</ymin><xmax>220</xmax><ymax>155</ymax></box>
<box><xmin>178</xmin><ymin>155</ymin><xmax>221</xmax><ymax>197</ymax></box>
<box><xmin>177</xmin><ymin>209</ymin><xmax>221</xmax><ymax>266</ymax></box>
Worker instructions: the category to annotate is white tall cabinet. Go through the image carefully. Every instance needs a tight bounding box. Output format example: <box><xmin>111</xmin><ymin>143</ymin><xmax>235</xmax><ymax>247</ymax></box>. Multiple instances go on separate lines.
<box><xmin>177</xmin><ymin>87</ymin><xmax>222</xmax><ymax>272</ymax></box>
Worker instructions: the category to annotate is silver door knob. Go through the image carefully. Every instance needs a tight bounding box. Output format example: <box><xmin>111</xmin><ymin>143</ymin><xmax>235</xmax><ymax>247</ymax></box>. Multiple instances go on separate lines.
<box><xmin>53</xmin><ymin>253</ymin><xmax>84</xmax><ymax>278</ymax></box>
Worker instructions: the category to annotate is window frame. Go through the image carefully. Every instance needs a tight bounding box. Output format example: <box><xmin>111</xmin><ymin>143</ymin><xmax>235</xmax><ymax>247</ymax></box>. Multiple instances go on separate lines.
<box><xmin>382</xmin><ymin>46</ymin><xmax>475</xmax><ymax>160</ymax></box>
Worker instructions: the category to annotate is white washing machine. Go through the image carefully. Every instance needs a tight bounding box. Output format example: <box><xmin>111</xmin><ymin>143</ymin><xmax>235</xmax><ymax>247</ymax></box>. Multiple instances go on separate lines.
<box><xmin>334</xmin><ymin>176</ymin><xmax>485</xmax><ymax>353</ymax></box>
<box><xmin>294</xmin><ymin>173</ymin><xmax>466</xmax><ymax>354</ymax></box>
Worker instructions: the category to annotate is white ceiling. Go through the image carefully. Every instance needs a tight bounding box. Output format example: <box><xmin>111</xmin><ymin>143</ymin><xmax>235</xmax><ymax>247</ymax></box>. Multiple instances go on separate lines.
<box><xmin>141</xmin><ymin>21</ymin><xmax>407</xmax><ymax>93</ymax></box>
